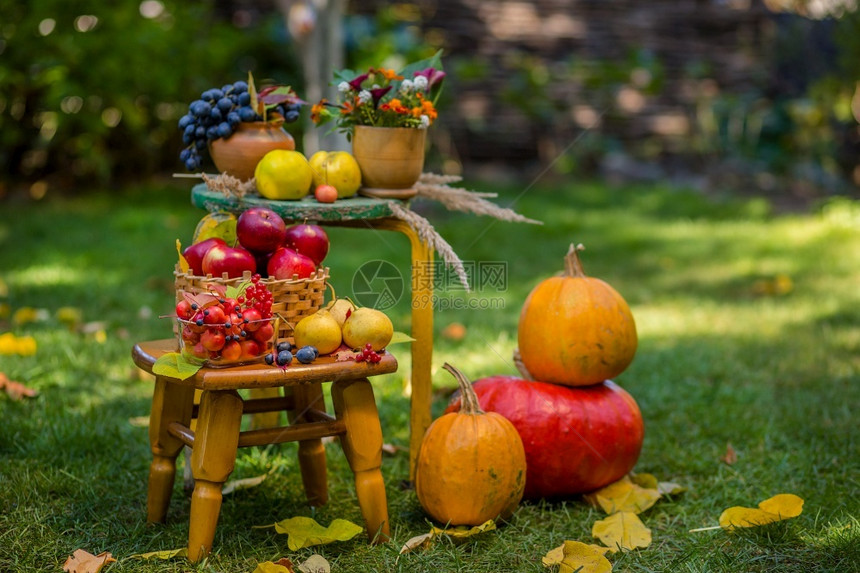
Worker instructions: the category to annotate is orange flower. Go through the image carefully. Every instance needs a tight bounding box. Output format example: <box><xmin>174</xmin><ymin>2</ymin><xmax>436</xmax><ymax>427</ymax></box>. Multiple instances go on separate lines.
<box><xmin>310</xmin><ymin>99</ymin><xmax>328</xmax><ymax>122</ymax></box>
<box><xmin>378</xmin><ymin>68</ymin><xmax>403</xmax><ymax>81</ymax></box>
<box><xmin>422</xmin><ymin>99</ymin><xmax>438</xmax><ymax>120</ymax></box>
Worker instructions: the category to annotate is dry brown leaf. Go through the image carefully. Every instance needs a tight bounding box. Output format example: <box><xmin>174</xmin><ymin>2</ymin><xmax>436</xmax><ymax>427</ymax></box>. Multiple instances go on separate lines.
<box><xmin>399</xmin><ymin>532</ymin><xmax>434</xmax><ymax>554</ymax></box>
<box><xmin>0</xmin><ymin>372</ymin><xmax>38</xmax><ymax>400</ymax></box>
<box><xmin>297</xmin><ymin>554</ymin><xmax>331</xmax><ymax>573</ymax></box>
<box><xmin>584</xmin><ymin>475</ymin><xmax>661</xmax><ymax>515</ymax></box>
<box><xmin>721</xmin><ymin>443</ymin><xmax>738</xmax><ymax>465</ymax></box>
<box><xmin>592</xmin><ymin>511</ymin><xmax>652</xmax><ymax>552</ymax></box>
<box><xmin>222</xmin><ymin>472</ymin><xmax>269</xmax><ymax>495</ymax></box>
<box><xmin>657</xmin><ymin>481</ymin><xmax>685</xmax><ymax>496</ymax></box>
<box><xmin>62</xmin><ymin>549</ymin><xmax>116</xmax><ymax>573</ymax></box>
<box><xmin>719</xmin><ymin>493</ymin><xmax>804</xmax><ymax>530</ymax></box>
<box><xmin>382</xmin><ymin>443</ymin><xmax>407</xmax><ymax>455</ymax></box>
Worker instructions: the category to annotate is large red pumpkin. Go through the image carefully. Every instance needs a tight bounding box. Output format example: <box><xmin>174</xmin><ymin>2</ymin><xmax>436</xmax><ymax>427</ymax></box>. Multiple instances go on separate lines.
<box><xmin>445</xmin><ymin>375</ymin><xmax>644</xmax><ymax>500</ymax></box>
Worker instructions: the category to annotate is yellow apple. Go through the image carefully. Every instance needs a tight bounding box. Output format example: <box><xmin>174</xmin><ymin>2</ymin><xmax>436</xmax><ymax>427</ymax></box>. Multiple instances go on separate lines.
<box><xmin>309</xmin><ymin>150</ymin><xmax>362</xmax><ymax>198</ymax></box>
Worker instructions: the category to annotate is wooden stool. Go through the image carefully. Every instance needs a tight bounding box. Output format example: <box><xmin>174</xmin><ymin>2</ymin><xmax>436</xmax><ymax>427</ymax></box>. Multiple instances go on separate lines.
<box><xmin>132</xmin><ymin>339</ymin><xmax>396</xmax><ymax>562</ymax></box>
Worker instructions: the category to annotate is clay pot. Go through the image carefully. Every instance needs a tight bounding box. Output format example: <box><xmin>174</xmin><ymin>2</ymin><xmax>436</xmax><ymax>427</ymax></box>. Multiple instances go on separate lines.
<box><xmin>351</xmin><ymin>125</ymin><xmax>426</xmax><ymax>191</ymax></box>
<box><xmin>208</xmin><ymin>121</ymin><xmax>295</xmax><ymax>181</ymax></box>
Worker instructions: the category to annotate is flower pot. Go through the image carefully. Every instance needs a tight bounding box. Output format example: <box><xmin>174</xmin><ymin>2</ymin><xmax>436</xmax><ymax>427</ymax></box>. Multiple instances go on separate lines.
<box><xmin>351</xmin><ymin>125</ymin><xmax>426</xmax><ymax>193</ymax></box>
<box><xmin>208</xmin><ymin>121</ymin><xmax>295</xmax><ymax>181</ymax></box>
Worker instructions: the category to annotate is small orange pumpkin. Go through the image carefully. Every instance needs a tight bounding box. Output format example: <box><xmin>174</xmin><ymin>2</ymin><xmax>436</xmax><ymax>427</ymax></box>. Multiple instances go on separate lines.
<box><xmin>518</xmin><ymin>243</ymin><xmax>637</xmax><ymax>386</ymax></box>
<box><xmin>415</xmin><ymin>363</ymin><xmax>526</xmax><ymax>526</ymax></box>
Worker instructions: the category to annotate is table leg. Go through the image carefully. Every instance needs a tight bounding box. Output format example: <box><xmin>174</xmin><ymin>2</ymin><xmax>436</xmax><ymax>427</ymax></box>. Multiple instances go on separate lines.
<box><xmin>147</xmin><ymin>377</ymin><xmax>195</xmax><ymax>523</ymax></box>
<box><xmin>372</xmin><ymin>219</ymin><xmax>435</xmax><ymax>481</ymax></box>
<box><xmin>188</xmin><ymin>389</ymin><xmax>243</xmax><ymax>562</ymax></box>
<box><xmin>331</xmin><ymin>378</ymin><xmax>390</xmax><ymax>543</ymax></box>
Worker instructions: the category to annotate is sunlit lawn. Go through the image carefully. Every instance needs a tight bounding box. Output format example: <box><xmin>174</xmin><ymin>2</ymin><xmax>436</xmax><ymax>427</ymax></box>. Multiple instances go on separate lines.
<box><xmin>0</xmin><ymin>179</ymin><xmax>858</xmax><ymax>572</ymax></box>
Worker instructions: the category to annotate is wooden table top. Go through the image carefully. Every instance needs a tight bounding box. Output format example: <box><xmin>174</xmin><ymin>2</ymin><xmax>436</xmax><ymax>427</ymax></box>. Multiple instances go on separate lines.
<box><xmin>190</xmin><ymin>183</ymin><xmax>402</xmax><ymax>223</ymax></box>
<box><xmin>132</xmin><ymin>339</ymin><xmax>398</xmax><ymax>390</ymax></box>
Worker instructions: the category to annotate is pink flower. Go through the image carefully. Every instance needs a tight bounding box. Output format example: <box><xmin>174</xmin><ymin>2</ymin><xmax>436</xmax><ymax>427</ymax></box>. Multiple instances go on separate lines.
<box><xmin>413</xmin><ymin>68</ymin><xmax>446</xmax><ymax>89</ymax></box>
<box><xmin>347</xmin><ymin>73</ymin><xmax>369</xmax><ymax>92</ymax></box>
<box><xmin>369</xmin><ymin>86</ymin><xmax>392</xmax><ymax>107</ymax></box>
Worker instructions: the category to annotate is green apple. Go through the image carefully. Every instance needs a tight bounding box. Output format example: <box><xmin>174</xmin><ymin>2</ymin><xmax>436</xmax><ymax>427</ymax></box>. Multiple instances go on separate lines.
<box><xmin>309</xmin><ymin>150</ymin><xmax>362</xmax><ymax>198</ymax></box>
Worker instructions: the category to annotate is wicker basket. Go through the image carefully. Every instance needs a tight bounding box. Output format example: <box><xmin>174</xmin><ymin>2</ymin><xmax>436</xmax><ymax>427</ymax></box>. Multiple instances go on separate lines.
<box><xmin>173</xmin><ymin>264</ymin><xmax>330</xmax><ymax>346</ymax></box>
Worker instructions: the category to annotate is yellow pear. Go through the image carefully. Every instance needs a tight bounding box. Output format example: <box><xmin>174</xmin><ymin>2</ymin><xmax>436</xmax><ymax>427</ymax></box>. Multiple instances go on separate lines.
<box><xmin>293</xmin><ymin>310</ymin><xmax>342</xmax><ymax>355</ymax></box>
<box><xmin>325</xmin><ymin>298</ymin><xmax>356</xmax><ymax>327</ymax></box>
<box><xmin>342</xmin><ymin>307</ymin><xmax>394</xmax><ymax>351</ymax></box>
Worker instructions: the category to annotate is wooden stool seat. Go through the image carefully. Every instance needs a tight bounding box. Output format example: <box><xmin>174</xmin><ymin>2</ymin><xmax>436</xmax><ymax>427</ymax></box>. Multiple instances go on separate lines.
<box><xmin>132</xmin><ymin>339</ymin><xmax>396</xmax><ymax>562</ymax></box>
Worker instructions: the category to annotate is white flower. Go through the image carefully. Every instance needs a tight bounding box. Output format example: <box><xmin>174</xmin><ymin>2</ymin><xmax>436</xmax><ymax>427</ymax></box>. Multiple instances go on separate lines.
<box><xmin>419</xmin><ymin>114</ymin><xmax>430</xmax><ymax>128</ymax></box>
<box><xmin>337</xmin><ymin>81</ymin><xmax>350</xmax><ymax>93</ymax></box>
<box><xmin>358</xmin><ymin>90</ymin><xmax>372</xmax><ymax>104</ymax></box>
<box><xmin>371</xmin><ymin>84</ymin><xmax>381</xmax><ymax>90</ymax></box>
<box><xmin>400</xmin><ymin>79</ymin><xmax>414</xmax><ymax>93</ymax></box>
<box><xmin>413</xmin><ymin>75</ymin><xmax>428</xmax><ymax>91</ymax></box>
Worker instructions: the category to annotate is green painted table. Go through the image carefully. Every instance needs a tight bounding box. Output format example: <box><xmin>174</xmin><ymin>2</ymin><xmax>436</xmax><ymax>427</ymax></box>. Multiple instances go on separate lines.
<box><xmin>190</xmin><ymin>184</ymin><xmax>434</xmax><ymax>480</ymax></box>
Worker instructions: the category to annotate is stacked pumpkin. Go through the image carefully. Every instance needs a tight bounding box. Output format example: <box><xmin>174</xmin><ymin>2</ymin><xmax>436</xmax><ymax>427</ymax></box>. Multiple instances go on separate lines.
<box><xmin>416</xmin><ymin>244</ymin><xmax>644</xmax><ymax>524</ymax></box>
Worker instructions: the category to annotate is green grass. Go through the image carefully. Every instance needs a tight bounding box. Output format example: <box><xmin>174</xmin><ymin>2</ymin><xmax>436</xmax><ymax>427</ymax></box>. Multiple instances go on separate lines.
<box><xmin>1</xmin><ymin>180</ymin><xmax>858</xmax><ymax>572</ymax></box>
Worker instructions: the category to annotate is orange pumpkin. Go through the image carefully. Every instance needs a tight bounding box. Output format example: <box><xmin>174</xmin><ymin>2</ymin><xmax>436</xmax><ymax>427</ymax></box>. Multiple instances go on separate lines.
<box><xmin>415</xmin><ymin>363</ymin><xmax>527</xmax><ymax>526</ymax></box>
<box><xmin>518</xmin><ymin>243</ymin><xmax>637</xmax><ymax>386</ymax></box>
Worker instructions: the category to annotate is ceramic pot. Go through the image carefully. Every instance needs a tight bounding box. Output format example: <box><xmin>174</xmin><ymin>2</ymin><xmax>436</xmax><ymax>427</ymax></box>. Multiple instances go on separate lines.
<box><xmin>208</xmin><ymin>121</ymin><xmax>295</xmax><ymax>181</ymax></box>
<box><xmin>351</xmin><ymin>125</ymin><xmax>426</xmax><ymax>191</ymax></box>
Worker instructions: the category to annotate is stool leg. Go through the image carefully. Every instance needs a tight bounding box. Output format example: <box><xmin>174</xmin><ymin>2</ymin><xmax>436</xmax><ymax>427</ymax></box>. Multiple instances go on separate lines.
<box><xmin>187</xmin><ymin>389</ymin><xmax>243</xmax><ymax>563</ymax></box>
<box><xmin>288</xmin><ymin>383</ymin><xmax>328</xmax><ymax>506</ymax></box>
<box><xmin>331</xmin><ymin>378</ymin><xmax>390</xmax><ymax>544</ymax></box>
<box><xmin>147</xmin><ymin>377</ymin><xmax>194</xmax><ymax>523</ymax></box>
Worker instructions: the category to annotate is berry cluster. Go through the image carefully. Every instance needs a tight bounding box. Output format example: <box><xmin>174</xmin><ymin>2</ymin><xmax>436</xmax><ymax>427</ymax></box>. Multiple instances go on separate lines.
<box><xmin>177</xmin><ymin>274</ymin><xmax>274</xmax><ymax>364</ymax></box>
<box><xmin>354</xmin><ymin>343</ymin><xmax>383</xmax><ymax>364</ymax></box>
<box><xmin>177</xmin><ymin>81</ymin><xmax>302</xmax><ymax>171</ymax></box>
<box><xmin>265</xmin><ymin>341</ymin><xmax>319</xmax><ymax>368</ymax></box>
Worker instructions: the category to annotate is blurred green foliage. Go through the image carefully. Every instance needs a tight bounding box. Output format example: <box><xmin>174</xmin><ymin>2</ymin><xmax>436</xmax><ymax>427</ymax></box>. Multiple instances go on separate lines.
<box><xmin>0</xmin><ymin>0</ymin><xmax>300</xmax><ymax>191</ymax></box>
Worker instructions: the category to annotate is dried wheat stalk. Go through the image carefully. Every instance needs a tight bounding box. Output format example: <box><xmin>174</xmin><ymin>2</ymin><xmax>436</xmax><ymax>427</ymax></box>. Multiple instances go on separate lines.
<box><xmin>388</xmin><ymin>202</ymin><xmax>471</xmax><ymax>292</ymax></box>
<box><xmin>201</xmin><ymin>173</ymin><xmax>256</xmax><ymax>199</ymax></box>
<box><xmin>414</xmin><ymin>173</ymin><xmax>542</xmax><ymax>225</ymax></box>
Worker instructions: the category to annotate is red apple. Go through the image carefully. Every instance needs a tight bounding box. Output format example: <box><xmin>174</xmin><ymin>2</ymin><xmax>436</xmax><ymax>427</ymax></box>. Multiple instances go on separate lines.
<box><xmin>236</xmin><ymin>207</ymin><xmax>287</xmax><ymax>254</ymax></box>
<box><xmin>220</xmin><ymin>340</ymin><xmax>242</xmax><ymax>361</ymax></box>
<box><xmin>314</xmin><ymin>184</ymin><xmax>338</xmax><ymax>203</ymax></box>
<box><xmin>283</xmin><ymin>223</ymin><xmax>329</xmax><ymax>266</ymax></box>
<box><xmin>201</xmin><ymin>328</ymin><xmax>226</xmax><ymax>352</ymax></box>
<box><xmin>267</xmin><ymin>246</ymin><xmax>317</xmax><ymax>280</ymax></box>
<box><xmin>183</xmin><ymin>237</ymin><xmax>226</xmax><ymax>276</ymax></box>
<box><xmin>202</xmin><ymin>243</ymin><xmax>256</xmax><ymax>278</ymax></box>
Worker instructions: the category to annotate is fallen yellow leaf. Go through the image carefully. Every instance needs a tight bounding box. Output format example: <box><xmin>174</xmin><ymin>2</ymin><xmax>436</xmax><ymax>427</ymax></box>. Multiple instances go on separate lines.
<box><xmin>719</xmin><ymin>493</ymin><xmax>804</xmax><ymax>530</ymax></box>
<box><xmin>431</xmin><ymin>519</ymin><xmax>496</xmax><ymax>540</ymax></box>
<box><xmin>132</xmin><ymin>547</ymin><xmax>187</xmax><ymax>559</ymax></box>
<box><xmin>584</xmin><ymin>475</ymin><xmax>661</xmax><ymax>515</ymax></box>
<box><xmin>398</xmin><ymin>520</ymin><xmax>496</xmax><ymax>554</ymax></box>
<box><xmin>542</xmin><ymin>541</ymin><xmax>610</xmax><ymax>567</ymax></box>
<box><xmin>62</xmin><ymin>549</ymin><xmax>116</xmax><ymax>573</ymax></box>
<box><xmin>592</xmin><ymin>511</ymin><xmax>652</xmax><ymax>552</ymax></box>
<box><xmin>545</xmin><ymin>541</ymin><xmax>613</xmax><ymax>573</ymax></box>
<box><xmin>254</xmin><ymin>558</ymin><xmax>295</xmax><ymax>573</ymax></box>
<box><xmin>271</xmin><ymin>516</ymin><xmax>363</xmax><ymax>550</ymax></box>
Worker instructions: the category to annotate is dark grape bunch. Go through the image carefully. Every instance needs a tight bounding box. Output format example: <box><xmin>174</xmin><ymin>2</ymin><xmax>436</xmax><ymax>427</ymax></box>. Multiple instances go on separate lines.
<box><xmin>177</xmin><ymin>80</ymin><xmax>302</xmax><ymax>172</ymax></box>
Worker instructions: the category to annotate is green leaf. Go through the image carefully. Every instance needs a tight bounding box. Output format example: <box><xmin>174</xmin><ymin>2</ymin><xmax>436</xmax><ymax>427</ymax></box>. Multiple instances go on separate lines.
<box><xmin>271</xmin><ymin>516</ymin><xmax>363</xmax><ymax>550</ymax></box>
<box><xmin>152</xmin><ymin>352</ymin><xmax>202</xmax><ymax>380</ymax></box>
<box><xmin>388</xmin><ymin>331</ymin><xmax>416</xmax><ymax>345</ymax></box>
